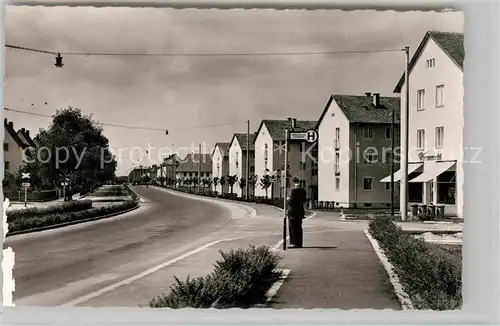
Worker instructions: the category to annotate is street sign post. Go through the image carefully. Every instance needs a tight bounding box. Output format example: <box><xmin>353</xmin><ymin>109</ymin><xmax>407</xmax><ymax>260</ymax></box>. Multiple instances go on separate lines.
<box><xmin>21</xmin><ymin>172</ymin><xmax>30</xmax><ymax>207</ymax></box>
<box><xmin>289</xmin><ymin>129</ymin><xmax>318</xmax><ymax>143</ymax></box>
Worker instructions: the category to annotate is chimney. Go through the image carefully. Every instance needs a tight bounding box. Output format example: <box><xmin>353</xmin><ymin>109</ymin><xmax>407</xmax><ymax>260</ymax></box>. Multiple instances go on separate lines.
<box><xmin>365</xmin><ymin>92</ymin><xmax>372</xmax><ymax>97</ymax></box>
<box><xmin>372</xmin><ymin>93</ymin><xmax>380</xmax><ymax>107</ymax></box>
<box><xmin>25</xmin><ymin>130</ymin><xmax>30</xmax><ymax>137</ymax></box>
<box><xmin>291</xmin><ymin>118</ymin><xmax>297</xmax><ymax>129</ymax></box>
<box><xmin>8</xmin><ymin>121</ymin><xmax>13</xmax><ymax>129</ymax></box>
<box><xmin>4</xmin><ymin>118</ymin><xmax>7</xmax><ymax>125</ymax></box>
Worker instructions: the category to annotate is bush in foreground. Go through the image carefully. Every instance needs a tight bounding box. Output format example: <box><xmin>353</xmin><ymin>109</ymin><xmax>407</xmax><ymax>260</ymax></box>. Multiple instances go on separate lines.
<box><xmin>7</xmin><ymin>200</ymin><xmax>93</xmax><ymax>223</ymax></box>
<box><xmin>369</xmin><ymin>217</ymin><xmax>462</xmax><ymax>310</ymax></box>
<box><xmin>149</xmin><ymin>245</ymin><xmax>283</xmax><ymax>309</ymax></box>
<box><xmin>7</xmin><ymin>200</ymin><xmax>138</xmax><ymax>234</ymax></box>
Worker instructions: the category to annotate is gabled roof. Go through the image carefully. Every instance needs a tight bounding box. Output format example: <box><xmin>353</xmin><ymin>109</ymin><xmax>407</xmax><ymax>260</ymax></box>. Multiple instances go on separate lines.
<box><xmin>17</xmin><ymin>128</ymin><xmax>37</xmax><ymax>148</ymax></box>
<box><xmin>255</xmin><ymin>119</ymin><xmax>318</xmax><ymax>142</ymax></box>
<box><xmin>176</xmin><ymin>153</ymin><xmax>212</xmax><ymax>173</ymax></box>
<box><xmin>212</xmin><ymin>142</ymin><xmax>231</xmax><ymax>157</ymax></box>
<box><xmin>230</xmin><ymin>133</ymin><xmax>257</xmax><ymax>151</ymax></box>
<box><xmin>316</xmin><ymin>94</ymin><xmax>400</xmax><ymax>128</ymax></box>
<box><xmin>394</xmin><ymin>31</ymin><xmax>464</xmax><ymax>93</ymax></box>
<box><xmin>163</xmin><ymin>154</ymin><xmax>182</xmax><ymax>165</ymax></box>
<box><xmin>4</xmin><ymin>118</ymin><xmax>29</xmax><ymax>149</ymax></box>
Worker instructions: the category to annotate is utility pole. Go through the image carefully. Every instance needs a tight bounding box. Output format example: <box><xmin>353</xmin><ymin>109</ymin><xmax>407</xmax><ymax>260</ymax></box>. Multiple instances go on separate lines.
<box><xmin>390</xmin><ymin>109</ymin><xmax>395</xmax><ymax>217</ymax></box>
<box><xmin>246</xmin><ymin>120</ymin><xmax>250</xmax><ymax>200</ymax></box>
<box><xmin>198</xmin><ymin>144</ymin><xmax>202</xmax><ymax>194</ymax></box>
<box><xmin>401</xmin><ymin>46</ymin><xmax>410</xmax><ymax>221</ymax></box>
<box><xmin>283</xmin><ymin>128</ymin><xmax>289</xmax><ymax>251</ymax></box>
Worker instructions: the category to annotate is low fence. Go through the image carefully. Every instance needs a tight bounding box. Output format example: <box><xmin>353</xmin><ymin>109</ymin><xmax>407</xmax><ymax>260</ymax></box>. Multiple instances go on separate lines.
<box><xmin>4</xmin><ymin>189</ymin><xmax>58</xmax><ymax>202</ymax></box>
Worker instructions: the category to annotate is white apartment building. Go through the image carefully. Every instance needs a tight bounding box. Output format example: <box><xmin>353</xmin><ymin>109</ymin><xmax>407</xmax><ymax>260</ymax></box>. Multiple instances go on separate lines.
<box><xmin>317</xmin><ymin>93</ymin><xmax>401</xmax><ymax>208</ymax></box>
<box><xmin>4</xmin><ymin>119</ymin><xmax>34</xmax><ymax>182</ymax></box>
<box><xmin>253</xmin><ymin>119</ymin><xmax>318</xmax><ymax>199</ymax></box>
<box><xmin>211</xmin><ymin>142</ymin><xmax>230</xmax><ymax>194</ymax></box>
<box><xmin>228</xmin><ymin>133</ymin><xmax>256</xmax><ymax>197</ymax></box>
<box><xmin>381</xmin><ymin>31</ymin><xmax>464</xmax><ymax>218</ymax></box>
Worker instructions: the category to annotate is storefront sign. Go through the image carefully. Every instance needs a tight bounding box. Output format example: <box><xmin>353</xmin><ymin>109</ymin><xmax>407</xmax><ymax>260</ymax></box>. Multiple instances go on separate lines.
<box><xmin>418</xmin><ymin>152</ymin><xmax>442</xmax><ymax>161</ymax></box>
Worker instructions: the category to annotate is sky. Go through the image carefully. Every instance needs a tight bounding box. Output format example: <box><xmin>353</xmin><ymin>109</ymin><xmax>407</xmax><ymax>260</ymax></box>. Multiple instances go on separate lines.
<box><xmin>3</xmin><ymin>6</ymin><xmax>463</xmax><ymax>176</ymax></box>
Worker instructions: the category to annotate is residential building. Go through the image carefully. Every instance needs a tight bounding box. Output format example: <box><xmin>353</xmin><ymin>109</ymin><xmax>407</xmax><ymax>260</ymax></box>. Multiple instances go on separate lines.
<box><xmin>4</xmin><ymin>119</ymin><xmax>33</xmax><ymax>180</ymax></box>
<box><xmin>158</xmin><ymin>154</ymin><xmax>181</xmax><ymax>185</ymax></box>
<box><xmin>254</xmin><ymin>119</ymin><xmax>318</xmax><ymax>199</ymax></box>
<box><xmin>316</xmin><ymin>93</ymin><xmax>401</xmax><ymax>208</ymax></box>
<box><xmin>175</xmin><ymin>153</ymin><xmax>212</xmax><ymax>189</ymax></box>
<box><xmin>383</xmin><ymin>30</ymin><xmax>464</xmax><ymax>218</ymax></box>
<box><xmin>211</xmin><ymin>142</ymin><xmax>230</xmax><ymax>194</ymax></box>
<box><xmin>228</xmin><ymin>133</ymin><xmax>256</xmax><ymax>197</ymax></box>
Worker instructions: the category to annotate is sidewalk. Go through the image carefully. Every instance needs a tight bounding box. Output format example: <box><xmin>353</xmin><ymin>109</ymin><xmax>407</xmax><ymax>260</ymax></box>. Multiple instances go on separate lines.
<box><xmin>270</xmin><ymin>227</ymin><xmax>402</xmax><ymax>310</ymax></box>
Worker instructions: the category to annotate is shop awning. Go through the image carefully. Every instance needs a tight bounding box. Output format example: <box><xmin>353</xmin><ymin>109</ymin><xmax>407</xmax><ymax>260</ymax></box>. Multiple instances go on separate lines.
<box><xmin>380</xmin><ymin>163</ymin><xmax>423</xmax><ymax>183</ymax></box>
<box><xmin>409</xmin><ymin>161</ymin><xmax>456</xmax><ymax>183</ymax></box>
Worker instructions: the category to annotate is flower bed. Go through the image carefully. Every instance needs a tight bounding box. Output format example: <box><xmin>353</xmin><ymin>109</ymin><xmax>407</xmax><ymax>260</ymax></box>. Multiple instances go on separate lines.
<box><xmin>7</xmin><ymin>199</ymin><xmax>138</xmax><ymax>235</ymax></box>
<box><xmin>6</xmin><ymin>200</ymin><xmax>93</xmax><ymax>223</ymax></box>
<box><xmin>369</xmin><ymin>217</ymin><xmax>462</xmax><ymax>310</ymax></box>
<box><xmin>149</xmin><ymin>245</ymin><xmax>282</xmax><ymax>309</ymax></box>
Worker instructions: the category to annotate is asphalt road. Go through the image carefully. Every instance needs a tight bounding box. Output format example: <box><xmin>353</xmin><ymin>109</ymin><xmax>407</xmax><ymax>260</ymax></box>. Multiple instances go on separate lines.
<box><xmin>4</xmin><ymin>186</ymin><xmax>233</xmax><ymax>306</ymax></box>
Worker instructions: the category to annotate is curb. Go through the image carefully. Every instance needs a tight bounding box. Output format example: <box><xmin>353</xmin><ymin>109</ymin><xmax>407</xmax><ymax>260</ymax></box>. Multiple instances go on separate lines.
<box><xmin>363</xmin><ymin>229</ymin><xmax>414</xmax><ymax>310</ymax></box>
<box><xmin>151</xmin><ymin>186</ymin><xmax>259</xmax><ymax>218</ymax></box>
<box><xmin>254</xmin><ymin>268</ymin><xmax>291</xmax><ymax>308</ymax></box>
<box><xmin>6</xmin><ymin>203</ymin><xmax>140</xmax><ymax>237</ymax></box>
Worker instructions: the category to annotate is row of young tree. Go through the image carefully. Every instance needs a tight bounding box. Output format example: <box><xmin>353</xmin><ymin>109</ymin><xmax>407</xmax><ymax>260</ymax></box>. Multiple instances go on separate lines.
<box><xmin>20</xmin><ymin>107</ymin><xmax>117</xmax><ymax>195</ymax></box>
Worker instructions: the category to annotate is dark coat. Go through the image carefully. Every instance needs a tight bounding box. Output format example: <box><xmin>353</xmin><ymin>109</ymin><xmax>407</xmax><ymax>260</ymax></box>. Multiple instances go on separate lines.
<box><xmin>287</xmin><ymin>186</ymin><xmax>307</xmax><ymax>218</ymax></box>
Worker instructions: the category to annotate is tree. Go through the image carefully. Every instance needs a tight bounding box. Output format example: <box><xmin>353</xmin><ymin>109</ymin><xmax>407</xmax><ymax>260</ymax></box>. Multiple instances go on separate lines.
<box><xmin>239</xmin><ymin>177</ymin><xmax>247</xmax><ymax>199</ymax></box>
<box><xmin>227</xmin><ymin>175</ymin><xmax>238</xmax><ymax>196</ymax></box>
<box><xmin>248</xmin><ymin>173</ymin><xmax>258</xmax><ymax>197</ymax></box>
<box><xmin>260</xmin><ymin>174</ymin><xmax>272</xmax><ymax>198</ymax></box>
<box><xmin>141</xmin><ymin>174</ymin><xmax>151</xmax><ymax>185</ymax></box>
<box><xmin>29</xmin><ymin>107</ymin><xmax>117</xmax><ymax>194</ymax></box>
<box><xmin>212</xmin><ymin>177</ymin><xmax>220</xmax><ymax>193</ymax></box>
<box><xmin>219</xmin><ymin>176</ymin><xmax>226</xmax><ymax>195</ymax></box>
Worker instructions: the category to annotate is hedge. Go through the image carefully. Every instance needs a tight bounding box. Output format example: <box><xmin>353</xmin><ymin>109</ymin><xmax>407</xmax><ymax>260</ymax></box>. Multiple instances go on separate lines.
<box><xmin>7</xmin><ymin>199</ymin><xmax>138</xmax><ymax>234</ymax></box>
<box><xmin>4</xmin><ymin>189</ymin><xmax>58</xmax><ymax>202</ymax></box>
<box><xmin>7</xmin><ymin>200</ymin><xmax>93</xmax><ymax>223</ymax></box>
<box><xmin>369</xmin><ymin>217</ymin><xmax>462</xmax><ymax>310</ymax></box>
<box><xmin>149</xmin><ymin>245</ymin><xmax>283</xmax><ymax>309</ymax></box>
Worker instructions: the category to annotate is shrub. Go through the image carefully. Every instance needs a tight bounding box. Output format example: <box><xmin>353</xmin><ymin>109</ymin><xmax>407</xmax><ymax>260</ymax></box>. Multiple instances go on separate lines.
<box><xmin>369</xmin><ymin>217</ymin><xmax>462</xmax><ymax>310</ymax></box>
<box><xmin>7</xmin><ymin>200</ymin><xmax>93</xmax><ymax>223</ymax></box>
<box><xmin>150</xmin><ymin>245</ymin><xmax>282</xmax><ymax>309</ymax></box>
<box><xmin>7</xmin><ymin>200</ymin><xmax>138</xmax><ymax>234</ymax></box>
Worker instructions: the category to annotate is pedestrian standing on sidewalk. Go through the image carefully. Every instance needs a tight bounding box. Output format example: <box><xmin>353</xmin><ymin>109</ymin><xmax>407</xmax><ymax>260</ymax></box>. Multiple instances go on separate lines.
<box><xmin>287</xmin><ymin>178</ymin><xmax>307</xmax><ymax>248</ymax></box>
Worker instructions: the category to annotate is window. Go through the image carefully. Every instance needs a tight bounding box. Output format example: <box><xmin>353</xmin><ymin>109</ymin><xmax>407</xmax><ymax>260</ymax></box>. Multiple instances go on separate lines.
<box><xmin>435</xmin><ymin>127</ymin><xmax>444</xmax><ymax>148</ymax></box>
<box><xmin>335</xmin><ymin>153</ymin><xmax>340</xmax><ymax>174</ymax></box>
<box><xmin>300</xmin><ymin>180</ymin><xmax>306</xmax><ymax>188</ymax></box>
<box><xmin>217</xmin><ymin>163</ymin><xmax>220</xmax><ymax>175</ymax></box>
<box><xmin>300</xmin><ymin>162</ymin><xmax>306</xmax><ymax>170</ymax></box>
<box><xmin>335</xmin><ymin>178</ymin><xmax>340</xmax><ymax>191</ymax></box>
<box><xmin>3</xmin><ymin>143</ymin><xmax>8</xmax><ymax>151</ymax></box>
<box><xmin>436</xmin><ymin>84</ymin><xmax>444</xmax><ymax>107</ymax></box>
<box><xmin>427</xmin><ymin>58</ymin><xmax>436</xmax><ymax>68</ymax></box>
<box><xmin>250</xmin><ymin>166</ymin><xmax>255</xmax><ymax>173</ymax></box>
<box><xmin>335</xmin><ymin>127</ymin><xmax>340</xmax><ymax>148</ymax></box>
<box><xmin>364</xmin><ymin>152</ymin><xmax>377</xmax><ymax>164</ymax></box>
<box><xmin>417</xmin><ymin>89</ymin><xmax>425</xmax><ymax>111</ymax></box>
<box><xmin>363</xmin><ymin>127</ymin><xmax>373</xmax><ymax>139</ymax></box>
<box><xmin>417</xmin><ymin>129</ymin><xmax>425</xmax><ymax>150</ymax></box>
<box><xmin>4</xmin><ymin>161</ymin><xmax>9</xmax><ymax>171</ymax></box>
<box><xmin>385</xmin><ymin>127</ymin><xmax>392</xmax><ymax>140</ymax></box>
<box><xmin>264</xmin><ymin>144</ymin><xmax>268</xmax><ymax>169</ymax></box>
<box><xmin>384</xmin><ymin>150</ymin><xmax>392</xmax><ymax>164</ymax></box>
<box><xmin>385</xmin><ymin>182</ymin><xmax>391</xmax><ymax>191</ymax></box>
<box><xmin>363</xmin><ymin>177</ymin><xmax>373</xmax><ymax>191</ymax></box>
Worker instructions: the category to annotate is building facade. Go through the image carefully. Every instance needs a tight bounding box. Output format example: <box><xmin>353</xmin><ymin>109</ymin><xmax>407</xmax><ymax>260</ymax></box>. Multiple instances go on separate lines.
<box><xmin>317</xmin><ymin>93</ymin><xmax>401</xmax><ymax>208</ymax></box>
<box><xmin>158</xmin><ymin>154</ymin><xmax>181</xmax><ymax>185</ymax></box>
<box><xmin>175</xmin><ymin>153</ymin><xmax>213</xmax><ymax>189</ymax></box>
<box><xmin>228</xmin><ymin>133</ymin><xmax>256</xmax><ymax>198</ymax></box>
<box><xmin>385</xmin><ymin>31</ymin><xmax>464</xmax><ymax>218</ymax></box>
<box><xmin>253</xmin><ymin>119</ymin><xmax>318</xmax><ymax>200</ymax></box>
<box><xmin>4</xmin><ymin>119</ymin><xmax>33</xmax><ymax>179</ymax></box>
<box><xmin>211</xmin><ymin>142</ymin><xmax>230</xmax><ymax>194</ymax></box>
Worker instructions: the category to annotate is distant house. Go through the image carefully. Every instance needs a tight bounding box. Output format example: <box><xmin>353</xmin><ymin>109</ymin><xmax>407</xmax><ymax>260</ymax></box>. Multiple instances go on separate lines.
<box><xmin>3</xmin><ymin>119</ymin><xmax>34</xmax><ymax>179</ymax></box>
<box><xmin>382</xmin><ymin>30</ymin><xmax>464</xmax><ymax>218</ymax></box>
<box><xmin>316</xmin><ymin>93</ymin><xmax>401</xmax><ymax>208</ymax></box>
<box><xmin>175</xmin><ymin>153</ymin><xmax>213</xmax><ymax>189</ymax></box>
<box><xmin>158</xmin><ymin>154</ymin><xmax>182</xmax><ymax>185</ymax></box>
<box><xmin>253</xmin><ymin>119</ymin><xmax>318</xmax><ymax>199</ymax></box>
<box><xmin>228</xmin><ymin>133</ymin><xmax>256</xmax><ymax>197</ymax></box>
<box><xmin>211</xmin><ymin>142</ymin><xmax>230</xmax><ymax>194</ymax></box>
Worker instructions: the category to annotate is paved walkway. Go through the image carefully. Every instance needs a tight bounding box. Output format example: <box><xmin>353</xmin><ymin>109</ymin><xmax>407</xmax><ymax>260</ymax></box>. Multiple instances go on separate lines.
<box><xmin>270</xmin><ymin>222</ymin><xmax>401</xmax><ymax>310</ymax></box>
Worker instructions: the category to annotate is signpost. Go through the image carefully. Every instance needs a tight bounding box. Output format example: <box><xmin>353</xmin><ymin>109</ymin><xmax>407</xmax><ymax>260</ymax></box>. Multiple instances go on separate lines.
<box><xmin>289</xmin><ymin>129</ymin><xmax>318</xmax><ymax>143</ymax></box>
<box><xmin>21</xmin><ymin>172</ymin><xmax>30</xmax><ymax>207</ymax></box>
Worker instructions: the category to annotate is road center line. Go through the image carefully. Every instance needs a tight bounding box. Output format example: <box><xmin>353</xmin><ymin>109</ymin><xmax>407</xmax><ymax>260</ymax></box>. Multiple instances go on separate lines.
<box><xmin>59</xmin><ymin>237</ymin><xmax>239</xmax><ymax>307</ymax></box>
